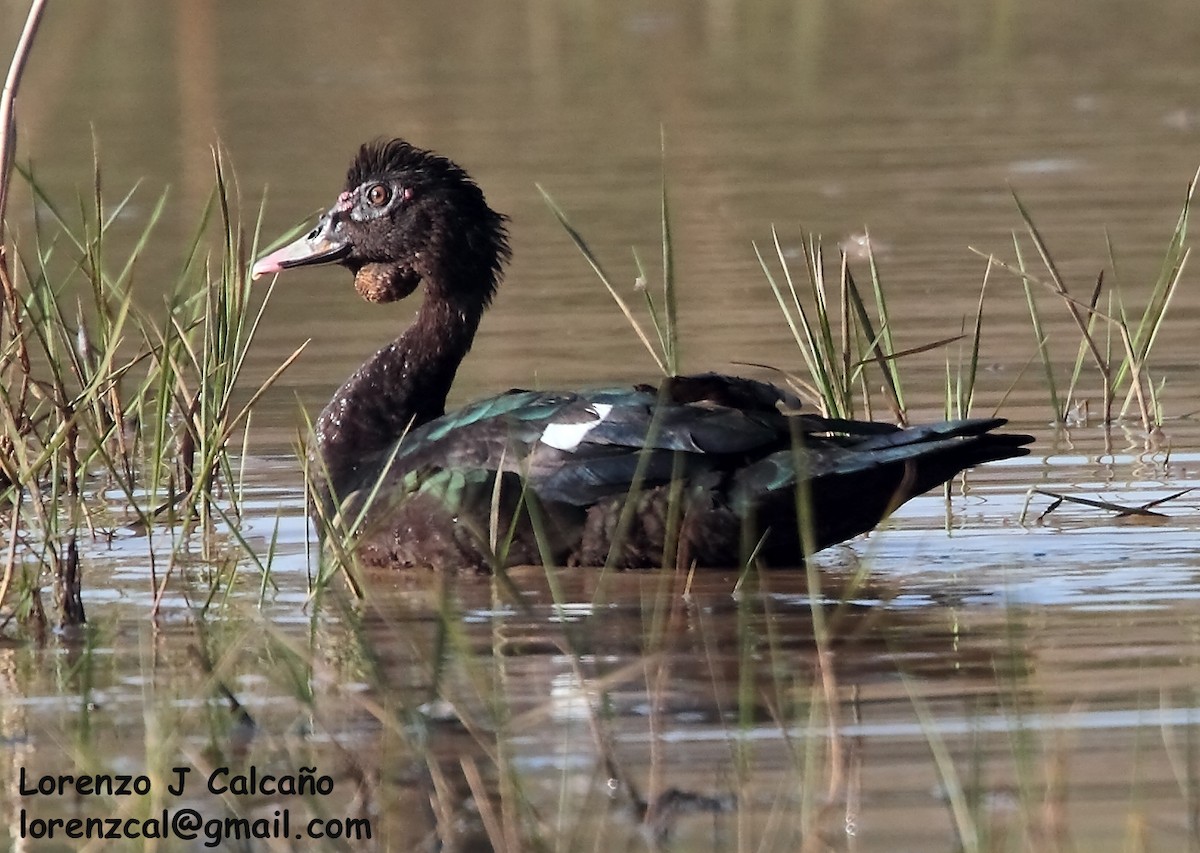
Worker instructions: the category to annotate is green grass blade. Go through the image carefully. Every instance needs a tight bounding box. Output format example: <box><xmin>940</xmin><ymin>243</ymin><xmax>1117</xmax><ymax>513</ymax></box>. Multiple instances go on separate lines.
<box><xmin>537</xmin><ymin>184</ymin><xmax>666</xmax><ymax>375</ymax></box>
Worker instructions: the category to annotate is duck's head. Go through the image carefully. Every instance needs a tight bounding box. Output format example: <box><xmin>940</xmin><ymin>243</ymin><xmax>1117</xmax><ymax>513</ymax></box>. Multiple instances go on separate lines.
<box><xmin>252</xmin><ymin>138</ymin><xmax>511</xmax><ymax>305</ymax></box>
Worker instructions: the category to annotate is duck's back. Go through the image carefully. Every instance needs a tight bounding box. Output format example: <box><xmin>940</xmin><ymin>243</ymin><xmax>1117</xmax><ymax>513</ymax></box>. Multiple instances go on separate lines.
<box><xmin>322</xmin><ymin>374</ymin><xmax>1032</xmax><ymax>571</ymax></box>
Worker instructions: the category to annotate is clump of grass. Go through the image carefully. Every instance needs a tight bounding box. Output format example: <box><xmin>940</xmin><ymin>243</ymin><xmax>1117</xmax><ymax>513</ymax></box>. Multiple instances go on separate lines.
<box><xmin>756</xmin><ymin>230</ymin><xmax>971</xmax><ymax>424</ymax></box>
<box><xmin>759</xmin><ymin>231</ymin><xmax>896</xmax><ymax>422</ymax></box>
<box><xmin>0</xmin><ymin>150</ymin><xmax>303</xmax><ymax>638</ymax></box>
<box><xmin>980</xmin><ymin>176</ymin><xmax>1195</xmax><ymax>433</ymax></box>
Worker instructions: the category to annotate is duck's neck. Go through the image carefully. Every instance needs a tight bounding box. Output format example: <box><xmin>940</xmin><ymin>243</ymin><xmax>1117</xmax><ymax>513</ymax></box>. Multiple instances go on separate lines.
<box><xmin>314</xmin><ymin>290</ymin><xmax>485</xmax><ymax>500</ymax></box>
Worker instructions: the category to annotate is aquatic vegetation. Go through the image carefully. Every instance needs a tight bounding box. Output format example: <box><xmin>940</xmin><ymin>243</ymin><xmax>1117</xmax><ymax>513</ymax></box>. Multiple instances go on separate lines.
<box><xmin>988</xmin><ymin>180</ymin><xmax>1194</xmax><ymax>433</ymax></box>
<box><xmin>0</xmin><ymin>151</ymin><xmax>302</xmax><ymax>638</ymax></box>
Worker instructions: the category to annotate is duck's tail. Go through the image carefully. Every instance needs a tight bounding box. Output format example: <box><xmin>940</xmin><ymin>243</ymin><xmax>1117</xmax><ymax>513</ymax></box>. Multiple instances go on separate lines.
<box><xmin>732</xmin><ymin>418</ymin><xmax>1034</xmax><ymax>563</ymax></box>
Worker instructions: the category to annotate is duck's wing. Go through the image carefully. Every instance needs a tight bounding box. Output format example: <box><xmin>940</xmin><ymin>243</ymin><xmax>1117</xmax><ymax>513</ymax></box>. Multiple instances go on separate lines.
<box><xmin>354</xmin><ymin>377</ymin><xmax>1031</xmax><ymax>521</ymax></box>
<box><xmin>362</xmin><ymin>375</ymin><xmax>795</xmax><ymax>505</ymax></box>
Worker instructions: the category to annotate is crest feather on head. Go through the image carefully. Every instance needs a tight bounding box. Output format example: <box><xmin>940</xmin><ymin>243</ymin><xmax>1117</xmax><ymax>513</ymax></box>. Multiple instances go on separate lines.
<box><xmin>345</xmin><ymin>138</ymin><xmax>474</xmax><ymax>193</ymax></box>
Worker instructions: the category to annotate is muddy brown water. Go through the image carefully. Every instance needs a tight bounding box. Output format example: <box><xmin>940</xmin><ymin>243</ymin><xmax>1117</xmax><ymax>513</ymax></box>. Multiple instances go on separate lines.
<box><xmin>4</xmin><ymin>1</ymin><xmax>1200</xmax><ymax>850</ymax></box>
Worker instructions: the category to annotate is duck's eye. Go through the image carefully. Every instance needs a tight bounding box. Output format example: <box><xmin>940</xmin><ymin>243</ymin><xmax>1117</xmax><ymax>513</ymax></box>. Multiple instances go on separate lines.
<box><xmin>365</xmin><ymin>184</ymin><xmax>391</xmax><ymax>207</ymax></box>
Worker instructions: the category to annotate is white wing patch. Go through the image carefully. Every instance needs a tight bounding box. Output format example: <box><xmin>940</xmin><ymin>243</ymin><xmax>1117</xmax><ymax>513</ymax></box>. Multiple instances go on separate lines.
<box><xmin>540</xmin><ymin>403</ymin><xmax>614</xmax><ymax>451</ymax></box>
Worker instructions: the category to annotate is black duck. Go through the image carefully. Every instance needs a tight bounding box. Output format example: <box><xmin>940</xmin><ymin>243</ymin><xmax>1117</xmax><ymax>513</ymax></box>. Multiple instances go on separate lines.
<box><xmin>252</xmin><ymin>139</ymin><xmax>1032</xmax><ymax>571</ymax></box>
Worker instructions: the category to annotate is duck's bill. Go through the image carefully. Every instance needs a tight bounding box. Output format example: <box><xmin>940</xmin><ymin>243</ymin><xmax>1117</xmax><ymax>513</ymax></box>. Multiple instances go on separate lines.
<box><xmin>251</xmin><ymin>216</ymin><xmax>351</xmax><ymax>279</ymax></box>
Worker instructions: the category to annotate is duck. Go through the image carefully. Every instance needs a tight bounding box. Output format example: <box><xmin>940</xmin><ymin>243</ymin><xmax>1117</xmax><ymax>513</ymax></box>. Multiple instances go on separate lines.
<box><xmin>252</xmin><ymin>138</ymin><xmax>1033</xmax><ymax>572</ymax></box>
